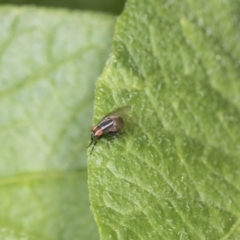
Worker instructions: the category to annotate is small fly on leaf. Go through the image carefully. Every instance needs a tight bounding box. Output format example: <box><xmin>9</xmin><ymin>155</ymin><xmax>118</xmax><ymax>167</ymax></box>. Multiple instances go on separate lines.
<box><xmin>88</xmin><ymin>106</ymin><xmax>131</xmax><ymax>155</ymax></box>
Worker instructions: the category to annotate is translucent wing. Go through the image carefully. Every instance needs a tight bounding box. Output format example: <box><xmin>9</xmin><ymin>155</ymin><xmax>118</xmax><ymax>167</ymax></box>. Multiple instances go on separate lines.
<box><xmin>101</xmin><ymin>106</ymin><xmax>131</xmax><ymax>120</ymax></box>
<box><xmin>99</xmin><ymin>105</ymin><xmax>136</xmax><ymax>131</ymax></box>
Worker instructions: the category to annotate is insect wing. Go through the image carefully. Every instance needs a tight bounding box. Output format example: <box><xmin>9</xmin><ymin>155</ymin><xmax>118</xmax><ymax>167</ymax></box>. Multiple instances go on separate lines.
<box><xmin>101</xmin><ymin>105</ymin><xmax>136</xmax><ymax>132</ymax></box>
<box><xmin>100</xmin><ymin>106</ymin><xmax>131</xmax><ymax>121</ymax></box>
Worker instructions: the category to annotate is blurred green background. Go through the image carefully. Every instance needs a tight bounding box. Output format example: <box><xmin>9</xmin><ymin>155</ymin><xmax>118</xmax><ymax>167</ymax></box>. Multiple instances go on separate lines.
<box><xmin>0</xmin><ymin>1</ymin><xmax>125</xmax><ymax>239</ymax></box>
<box><xmin>0</xmin><ymin>0</ymin><xmax>126</xmax><ymax>14</ymax></box>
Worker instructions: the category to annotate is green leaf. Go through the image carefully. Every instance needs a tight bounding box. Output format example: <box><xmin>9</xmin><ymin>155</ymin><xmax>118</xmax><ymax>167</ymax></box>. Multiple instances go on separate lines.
<box><xmin>0</xmin><ymin>6</ymin><xmax>115</xmax><ymax>240</ymax></box>
<box><xmin>88</xmin><ymin>0</ymin><xmax>240</xmax><ymax>239</ymax></box>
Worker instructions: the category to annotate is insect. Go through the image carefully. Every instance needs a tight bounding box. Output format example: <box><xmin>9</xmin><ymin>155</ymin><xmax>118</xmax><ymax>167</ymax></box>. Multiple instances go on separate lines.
<box><xmin>88</xmin><ymin>106</ymin><xmax>131</xmax><ymax>155</ymax></box>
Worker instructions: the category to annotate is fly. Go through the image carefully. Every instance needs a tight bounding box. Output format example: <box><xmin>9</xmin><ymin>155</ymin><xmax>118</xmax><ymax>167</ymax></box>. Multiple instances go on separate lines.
<box><xmin>88</xmin><ymin>106</ymin><xmax>131</xmax><ymax>155</ymax></box>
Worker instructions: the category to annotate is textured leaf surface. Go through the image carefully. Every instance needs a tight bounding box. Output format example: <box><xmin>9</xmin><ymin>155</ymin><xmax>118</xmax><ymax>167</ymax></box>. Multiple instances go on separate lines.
<box><xmin>88</xmin><ymin>0</ymin><xmax>240</xmax><ymax>239</ymax></box>
<box><xmin>0</xmin><ymin>6</ymin><xmax>115</xmax><ymax>240</ymax></box>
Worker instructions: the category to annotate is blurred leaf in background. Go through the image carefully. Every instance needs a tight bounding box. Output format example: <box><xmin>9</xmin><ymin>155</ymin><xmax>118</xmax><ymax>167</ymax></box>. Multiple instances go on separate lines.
<box><xmin>0</xmin><ymin>6</ymin><xmax>115</xmax><ymax>240</ymax></box>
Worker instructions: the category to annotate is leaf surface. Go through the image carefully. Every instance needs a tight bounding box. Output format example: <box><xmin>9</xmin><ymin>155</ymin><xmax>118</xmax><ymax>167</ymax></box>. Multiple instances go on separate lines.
<box><xmin>88</xmin><ymin>0</ymin><xmax>240</xmax><ymax>239</ymax></box>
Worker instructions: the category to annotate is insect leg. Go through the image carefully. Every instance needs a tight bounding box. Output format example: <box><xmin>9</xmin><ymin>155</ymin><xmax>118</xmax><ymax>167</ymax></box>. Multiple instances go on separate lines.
<box><xmin>87</xmin><ymin>139</ymin><xmax>94</xmax><ymax>148</ymax></box>
<box><xmin>90</xmin><ymin>136</ymin><xmax>102</xmax><ymax>155</ymax></box>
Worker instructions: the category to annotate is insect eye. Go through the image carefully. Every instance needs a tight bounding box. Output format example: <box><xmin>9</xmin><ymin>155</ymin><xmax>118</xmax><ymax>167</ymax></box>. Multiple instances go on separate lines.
<box><xmin>95</xmin><ymin>129</ymin><xmax>103</xmax><ymax>137</ymax></box>
<box><xmin>91</xmin><ymin>126</ymin><xmax>97</xmax><ymax>131</ymax></box>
